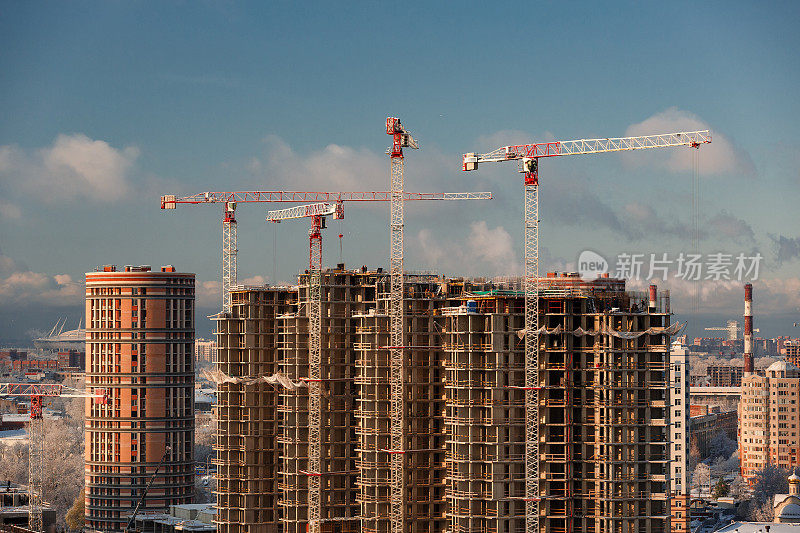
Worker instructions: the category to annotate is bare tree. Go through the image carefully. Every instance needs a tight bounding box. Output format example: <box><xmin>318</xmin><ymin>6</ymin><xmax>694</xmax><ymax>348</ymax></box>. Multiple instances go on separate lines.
<box><xmin>0</xmin><ymin>442</ymin><xmax>28</xmax><ymax>484</ymax></box>
<box><xmin>0</xmin><ymin>397</ymin><xmax>85</xmax><ymax>529</ymax></box>
<box><xmin>194</xmin><ymin>412</ymin><xmax>215</xmax><ymax>503</ymax></box>
<box><xmin>42</xmin><ymin>417</ymin><xmax>84</xmax><ymax>525</ymax></box>
<box><xmin>710</xmin><ymin>431</ymin><xmax>737</xmax><ymax>461</ymax></box>
<box><xmin>748</xmin><ymin>464</ymin><xmax>790</xmax><ymax>521</ymax></box>
<box><xmin>692</xmin><ymin>463</ymin><xmax>712</xmax><ymax>495</ymax></box>
<box><xmin>755</xmin><ymin>357</ymin><xmax>777</xmax><ymax>370</ymax></box>
<box><xmin>730</xmin><ymin>475</ymin><xmax>748</xmax><ymax>500</ymax></box>
<box><xmin>689</xmin><ymin>436</ymin><xmax>701</xmax><ymax>470</ymax></box>
<box><xmin>752</xmin><ymin>499</ymin><xmax>775</xmax><ymax>522</ymax></box>
<box><xmin>711</xmin><ymin>449</ymin><xmax>740</xmax><ymax>477</ymax></box>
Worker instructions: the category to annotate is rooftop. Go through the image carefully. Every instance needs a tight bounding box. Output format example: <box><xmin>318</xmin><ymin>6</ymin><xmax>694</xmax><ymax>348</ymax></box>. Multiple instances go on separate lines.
<box><xmin>717</xmin><ymin>522</ymin><xmax>800</xmax><ymax>533</ymax></box>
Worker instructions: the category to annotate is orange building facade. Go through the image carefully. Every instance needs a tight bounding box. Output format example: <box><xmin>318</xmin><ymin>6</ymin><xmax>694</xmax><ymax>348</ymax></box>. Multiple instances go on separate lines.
<box><xmin>740</xmin><ymin>361</ymin><xmax>800</xmax><ymax>482</ymax></box>
<box><xmin>84</xmin><ymin>265</ymin><xmax>195</xmax><ymax>531</ymax></box>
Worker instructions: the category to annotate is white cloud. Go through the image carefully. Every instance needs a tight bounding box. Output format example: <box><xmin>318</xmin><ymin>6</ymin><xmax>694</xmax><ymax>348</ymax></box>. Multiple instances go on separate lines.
<box><xmin>623</xmin><ymin>108</ymin><xmax>754</xmax><ymax>176</ymax></box>
<box><xmin>621</xmin><ymin>201</ymin><xmax>692</xmax><ymax>239</ymax></box>
<box><xmin>0</xmin><ymin>201</ymin><xmax>21</xmax><ymax>219</ymax></box>
<box><xmin>771</xmin><ymin>234</ymin><xmax>800</xmax><ymax>263</ymax></box>
<box><xmin>625</xmin><ymin>276</ymin><xmax>800</xmax><ymax>316</ymax></box>
<box><xmin>194</xmin><ymin>275</ymin><xmax>271</xmax><ymax>309</ymax></box>
<box><xmin>0</xmin><ymin>134</ymin><xmax>139</xmax><ymax>203</ymax></box>
<box><xmin>0</xmin><ymin>270</ymin><xmax>82</xmax><ymax>307</ymax></box>
<box><xmin>416</xmin><ymin>228</ymin><xmax>447</xmax><ymax>267</ymax></box>
<box><xmin>467</xmin><ymin>221</ymin><xmax>520</xmax><ymax>274</ymax></box>
<box><xmin>244</xmin><ymin>134</ymin><xmax>488</xmax><ymax>198</ymax></box>
<box><xmin>413</xmin><ymin>221</ymin><xmax>520</xmax><ymax>276</ymax></box>
<box><xmin>251</xmin><ymin>135</ymin><xmax>386</xmax><ymax>191</ymax></box>
<box><xmin>706</xmin><ymin>211</ymin><xmax>756</xmax><ymax>243</ymax></box>
<box><xmin>196</xmin><ymin>280</ymin><xmax>222</xmax><ymax>308</ymax></box>
<box><xmin>240</xmin><ymin>275</ymin><xmax>269</xmax><ymax>285</ymax></box>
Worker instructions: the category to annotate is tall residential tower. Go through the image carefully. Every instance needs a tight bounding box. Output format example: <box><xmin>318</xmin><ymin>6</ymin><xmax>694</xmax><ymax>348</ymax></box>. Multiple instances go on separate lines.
<box><xmin>85</xmin><ymin>265</ymin><xmax>195</xmax><ymax>532</ymax></box>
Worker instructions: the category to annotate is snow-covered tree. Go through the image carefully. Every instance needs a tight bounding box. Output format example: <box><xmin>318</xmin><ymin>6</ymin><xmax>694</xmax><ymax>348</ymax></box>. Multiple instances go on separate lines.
<box><xmin>692</xmin><ymin>463</ymin><xmax>712</xmax><ymax>495</ymax></box>
<box><xmin>710</xmin><ymin>431</ymin><xmax>737</xmax><ymax>461</ymax></box>
<box><xmin>730</xmin><ymin>475</ymin><xmax>748</xmax><ymax>500</ymax></box>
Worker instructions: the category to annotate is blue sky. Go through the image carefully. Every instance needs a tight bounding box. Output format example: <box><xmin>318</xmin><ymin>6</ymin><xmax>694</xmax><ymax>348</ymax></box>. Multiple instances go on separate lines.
<box><xmin>1</xmin><ymin>1</ymin><xmax>799</xmax><ymax>341</ymax></box>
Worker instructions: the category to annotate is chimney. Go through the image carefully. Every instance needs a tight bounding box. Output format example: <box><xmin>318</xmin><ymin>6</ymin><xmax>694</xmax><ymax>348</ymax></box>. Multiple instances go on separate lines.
<box><xmin>744</xmin><ymin>283</ymin><xmax>754</xmax><ymax>374</ymax></box>
<box><xmin>649</xmin><ymin>284</ymin><xmax>657</xmax><ymax>312</ymax></box>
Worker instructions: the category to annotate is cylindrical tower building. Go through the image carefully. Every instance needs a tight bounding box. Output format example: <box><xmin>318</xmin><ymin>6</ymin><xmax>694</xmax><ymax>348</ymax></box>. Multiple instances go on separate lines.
<box><xmin>84</xmin><ymin>265</ymin><xmax>195</xmax><ymax>532</ymax></box>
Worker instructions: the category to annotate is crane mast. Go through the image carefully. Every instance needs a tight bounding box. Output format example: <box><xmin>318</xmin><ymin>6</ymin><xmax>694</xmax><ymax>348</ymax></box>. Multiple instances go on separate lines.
<box><xmin>267</xmin><ymin>201</ymin><xmax>342</xmax><ymax>533</ymax></box>
<box><xmin>463</xmin><ymin>129</ymin><xmax>711</xmax><ymax>533</ymax></box>
<box><xmin>386</xmin><ymin>117</ymin><xmax>418</xmax><ymax>533</ymax></box>
<box><xmin>267</xmin><ymin>188</ymin><xmax>490</xmax><ymax>533</ymax></box>
<box><xmin>0</xmin><ymin>383</ymin><xmax>105</xmax><ymax>533</ymax></box>
<box><xmin>222</xmin><ymin>202</ymin><xmax>238</xmax><ymax>312</ymax></box>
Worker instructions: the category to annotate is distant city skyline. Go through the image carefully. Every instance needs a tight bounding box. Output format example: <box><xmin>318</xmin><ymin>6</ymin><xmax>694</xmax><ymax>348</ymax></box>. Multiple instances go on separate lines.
<box><xmin>1</xmin><ymin>2</ymin><xmax>798</xmax><ymax>342</ymax></box>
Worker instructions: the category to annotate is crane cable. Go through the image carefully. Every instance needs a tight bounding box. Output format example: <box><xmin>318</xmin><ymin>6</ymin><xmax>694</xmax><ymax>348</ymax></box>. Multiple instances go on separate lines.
<box><xmin>692</xmin><ymin>146</ymin><xmax>701</xmax><ymax>318</ymax></box>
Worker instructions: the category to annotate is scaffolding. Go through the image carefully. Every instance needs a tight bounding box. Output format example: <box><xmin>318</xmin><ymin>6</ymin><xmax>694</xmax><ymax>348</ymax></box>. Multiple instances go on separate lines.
<box><xmin>441</xmin><ymin>276</ymin><xmax>672</xmax><ymax>533</ymax></box>
<box><xmin>278</xmin><ymin>270</ymin><xmax>373</xmax><ymax>533</ymax></box>
<box><xmin>537</xmin><ymin>285</ymin><xmax>671</xmax><ymax>533</ymax></box>
<box><xmin>213</xmin><ymin>287</ymin><xmax>296</xmax><ymax>533</ymax></box>
<box><xmin>210</xmin><ymin>272</ymin><xmax>673</xmax><ymax>533</ymax></box>
<box><xmin>355</xmin><ymin>275</ymin><xmax>448</xmax><ymax>533</ymax></box>
<box><xmin>443</xmin><ymin>296</ymin><xmax>527</xmax><ymax>533</ymax></box>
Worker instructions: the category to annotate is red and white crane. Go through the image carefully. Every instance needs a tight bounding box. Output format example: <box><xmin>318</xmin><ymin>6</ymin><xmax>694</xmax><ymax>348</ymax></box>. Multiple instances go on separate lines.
<box><xmin>385</xmin><ymin>117</ymin><xmax>417</xmax><ymax>533</ymax></box>
<box><xmin>266</xmin><ymin>201</ymin><xmax>344</xmax><ymax>533</ymax></box>
<box><xmin>161</xmin><ymin>190</ymin><xmax>490</xmax><ymax>312</ymax></box>
<box><xmin>265</xmin><ymin>185</ymin><xmax>492</xmax><ymax>533</ymax></box>
<box><xmin>462</xmin><ymin>129</ymin><xmax>712</xmax><ymax>533</ymax></box>
<box><xmin>0</xmin><ymin>383</ymin><xmax>106</xmax><ymax>533</ymax></box>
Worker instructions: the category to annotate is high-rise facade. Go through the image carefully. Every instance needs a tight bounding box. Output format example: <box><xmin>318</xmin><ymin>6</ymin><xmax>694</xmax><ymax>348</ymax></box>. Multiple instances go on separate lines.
<box><xmin>213</xmin><ymin>286</ymin><xmax>296</xmax><ymax>533</ymax></box>
<box><xmin>210</xmin><ymin>269</ymin><xmax>674</xmax><ymax>533</ymax></box>
<box><xmin>355</xmin><ymin>274</ymin><xmax>447</xmax><ymax>533</ymax></box>
<box><xmin>670</xmin><ymin>342</ymin><xmax>690</xmax><ymax>533</ymax></box>
<box><xmin>85</xmin><ymin>265</ymin><xmax>195</xmax><ymax>532</ymax></box>
<box><xmin>280</xmin><ymin>269</ymin><xmax>377</xmax><ymax>533</ymax></box>
<box><xmin>740</xmin><ymin>360</ymin><xmax>800</xmax><ymax>481</ymax></box>
<box><xmin>441</xmin><ymin>294</ymin><xmax>526</xmax><ymax>533</ymax></box>
<box><xmin>195</xmin><ymin>338</ymin><xmax>218</xmax><ymax>366</ymax></box>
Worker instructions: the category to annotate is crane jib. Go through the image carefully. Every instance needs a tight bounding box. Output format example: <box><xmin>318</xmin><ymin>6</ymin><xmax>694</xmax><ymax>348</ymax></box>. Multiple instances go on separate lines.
<box><xmin>478</xmin><ymin>130</ymin><xmax>712</xmax><ymax>164</ymax></box>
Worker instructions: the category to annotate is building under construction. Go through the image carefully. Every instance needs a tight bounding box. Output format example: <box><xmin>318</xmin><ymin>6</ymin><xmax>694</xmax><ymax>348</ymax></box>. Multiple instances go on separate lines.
<box><xmin>278</xmin><ymin>269</ymin><xmax>375</xmax><ymax>533</ymax></box>
<box><xmin>212</xmin><ymin>268</ymin><xmax>675</xmax><ymax>533</ymax></box>
<box><xmin>355</xmin><ymin>274</ymin><xmax>449</xmax><ymax>533</ymax></box>
<box><xmin>213</xmin><ymin>287</ymin><xmax>297</xmax><ymax>533</ymax></box>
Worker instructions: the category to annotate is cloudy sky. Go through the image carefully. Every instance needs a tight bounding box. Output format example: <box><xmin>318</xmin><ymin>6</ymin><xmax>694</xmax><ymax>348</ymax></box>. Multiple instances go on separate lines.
<box><xmin>1</xmin><ymin>2</ymin><xmax>799</xmax><ymax>342</ymax></box>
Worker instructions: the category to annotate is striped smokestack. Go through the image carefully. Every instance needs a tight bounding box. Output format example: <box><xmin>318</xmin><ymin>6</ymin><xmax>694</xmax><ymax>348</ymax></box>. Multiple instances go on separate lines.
<box><xmin>649</xmin><ymin>284</ymin><xmax>657</xmax><ymax>311</ymax></box>
<box><xmin>744</xmin><ymin>283</ymin><xmax>754</xmax><ymax>374</ymax></box>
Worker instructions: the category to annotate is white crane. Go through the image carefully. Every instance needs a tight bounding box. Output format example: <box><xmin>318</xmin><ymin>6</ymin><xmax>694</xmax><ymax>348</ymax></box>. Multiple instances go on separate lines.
<box><xmin>462</xmin><ymin>129</ymin><xmax>712</xmax><ymax>533</ymax></box>
<box><xmin>162</xmin><ymin>190</ymin><xmax>489</xmax><ymax>312</ymax></box>
<box><xmin>386</xmin><ymin>117</ymin><xmax>418</xmax><ymax>533</ymax></box>
<box><xmin>267</xmin><ymin>185</ymin><xmax>492</xmax><ymax>533</ymax></box>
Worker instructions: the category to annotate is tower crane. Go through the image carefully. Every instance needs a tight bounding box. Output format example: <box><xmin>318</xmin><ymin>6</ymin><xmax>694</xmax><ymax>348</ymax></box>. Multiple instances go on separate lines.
<box><xmin>386</xmin><ymin>117</ymin><xmax>417</xmax><ymax>533</ymax></box>
<box><xmin>266</xmin><ymin>187</ymin><xmax>492</xmax><ymax>533</ymax></box>
<box><xmin>704</xmin><ymin>320</ymin><xmax>759</xmax><ymax>341</ymax></box>
<box><xmin>161</xmin><ymin>190</ymin><xmax>490</xmax><ymax>312</ymax></box>
<box><xmin>266</xmin><ymin>200</ymin><xmax>343</xmax><ymax>533</ymax></box>
<box><xmin>462</xmin><ymin>130</ymin><xmax>712</xmax><ymax>533</ymax></box>
<box><xmin>0</xmin><ymin>383</ymin><xmax>106</xmax><ymax>533</ymax></box>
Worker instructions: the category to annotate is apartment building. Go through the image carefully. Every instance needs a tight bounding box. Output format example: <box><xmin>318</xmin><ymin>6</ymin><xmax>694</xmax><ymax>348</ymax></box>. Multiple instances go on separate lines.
<box><xmin>85</xmin><ymin>265</ymin><xmax>195</xmax><ymax>532</ymax></box>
